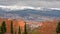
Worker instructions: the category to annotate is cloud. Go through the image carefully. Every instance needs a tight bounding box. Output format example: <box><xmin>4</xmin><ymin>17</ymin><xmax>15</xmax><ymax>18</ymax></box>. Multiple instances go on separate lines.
<box><xmin>0</xmin><ymin>0</ymin><xmax>60</xmax><ymax>8</ymax></box>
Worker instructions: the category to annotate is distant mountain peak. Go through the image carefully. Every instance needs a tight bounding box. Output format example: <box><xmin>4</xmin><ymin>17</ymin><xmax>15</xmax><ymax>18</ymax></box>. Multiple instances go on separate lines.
<box><xmin>0</xmin><ymin>5</ymin><xmax>60</xmax><ymax>11</ymax></box>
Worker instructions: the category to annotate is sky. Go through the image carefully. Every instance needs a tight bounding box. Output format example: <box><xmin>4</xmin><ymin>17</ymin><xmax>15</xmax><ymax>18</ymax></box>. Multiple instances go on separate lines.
<box><xmin>0</xmin><ymin>0</ymin><xmax>60</xmax><ymax>8</ymax></box>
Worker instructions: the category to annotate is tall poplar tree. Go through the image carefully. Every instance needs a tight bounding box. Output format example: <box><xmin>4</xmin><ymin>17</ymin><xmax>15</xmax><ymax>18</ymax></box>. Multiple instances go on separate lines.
<box><xmin>0</xmin><ymin>26</ymin><xmax>3</xmax><ymax>34</ymax></box>
<box><xmin>18</xmin><ymin>26</ymin><xmax>21</xmax><ymax>34</ymax></box>
<box><xmin>56</xmin><ymin>21</ymin><xmax>60</xmax><ymax>34</ymax></box>
<box><xmin>24</xmin><ymin>22</ymin><xmax>28</xmax><ymax>34</ymax></box>
<box><xmin>10</xmin><ymin>21</ymin><xmax>13</xmax><ymax>34</ymax></box>
<box><xmin>1</xmin><ymin>21</ymin><xmax>6</xmax><ymax>34</ymax></box>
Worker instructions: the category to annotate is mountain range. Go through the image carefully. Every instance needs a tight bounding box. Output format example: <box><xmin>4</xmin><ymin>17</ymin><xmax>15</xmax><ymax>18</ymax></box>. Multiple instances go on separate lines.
<box><xmin>0</xmin><ymin>6</ymin><xmax>60</xmax><ymax>21</ymax></box>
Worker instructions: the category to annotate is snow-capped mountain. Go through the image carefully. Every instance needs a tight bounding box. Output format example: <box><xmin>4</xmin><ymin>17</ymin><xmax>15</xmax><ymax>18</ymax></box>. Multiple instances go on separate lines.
<box><xmin>0</xmin><ymin>5</ymin><xmax>60</xmax><ymax>21</ymax></box>
<box><xmin>0</xmin><ymin>5</ymin><xmax>60</xmax><ymax>11</ymax></box>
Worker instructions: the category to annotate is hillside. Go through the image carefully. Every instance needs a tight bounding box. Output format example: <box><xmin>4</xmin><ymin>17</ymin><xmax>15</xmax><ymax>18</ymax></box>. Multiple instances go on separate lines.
<box><xmin>0</xmin><ymin>18</ymin><xmax>59</xmax><ymax>34</ymax></box>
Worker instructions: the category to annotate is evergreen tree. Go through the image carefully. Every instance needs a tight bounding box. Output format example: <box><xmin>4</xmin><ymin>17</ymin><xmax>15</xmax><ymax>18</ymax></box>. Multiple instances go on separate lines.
<box><xmin>0</xmin><ymin>26</ymin><xmax>1</xmax><ymax>32</ymax></box>
<box><xmin>1</xmin><ymin>21</ymin><xmax>6</xmax><ymax>34</ymax></box>
<box><xmin>24</xmin><ymin>22</ymin><xmax>28</xmax><ymax>34</ymax></box>
<box><xmin>18</xmin><ymin>26</ymin><xmax>21</xmax><ymax>34</ymax></box>
<box><xmin>10</xmin><ymin>21</ymin><xmax>13</xmax><ymax>34</ymax></box>
<box><xmin>0</xmin><ymin>26</ymin><xmax>3</xmax><ymax>34</ymax></box>
<box><xmin>56</xmin><ymin>21</ymin><xmax>60</xmax><ymax>34</ymax></box>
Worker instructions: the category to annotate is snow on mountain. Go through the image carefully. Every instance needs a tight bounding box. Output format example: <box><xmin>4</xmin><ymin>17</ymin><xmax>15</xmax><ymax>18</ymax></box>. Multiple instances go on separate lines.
<box><xmin>0</xmin><ymin>5</ymin><xmax>60</xmax><ymax>21</ymax></box>
<box><xmin>0</xmin><ymin>5</ymin><xmax>60</xmax><ymax>11</ymax></box>
<box><xmin>0</xmin><ymin>5</ymin><xmax>41</xmax><ymax>11</ymax></box>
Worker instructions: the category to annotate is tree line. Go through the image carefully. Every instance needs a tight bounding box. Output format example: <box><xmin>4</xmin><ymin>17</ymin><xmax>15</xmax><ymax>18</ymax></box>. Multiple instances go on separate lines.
<box><xmin>0</xmin><ymin>21</ymin><xmax>60</xmax><ymax>34</ymax></box>
<box><xmin>0</xmin><ymin>21</ymin><xmax>27</xmax><ymax>34</ymax></box>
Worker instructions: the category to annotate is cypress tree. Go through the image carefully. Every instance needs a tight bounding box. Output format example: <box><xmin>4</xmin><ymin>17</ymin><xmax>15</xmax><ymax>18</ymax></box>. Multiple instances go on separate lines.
<box><xmin>1</xmin><ymin>21</ymin><xmax>6</xmax><ymax>34</ymax></box>
<box><xmin>56</xmin><ymin>21</ymin><xmax>60</xmax><ymax>34</ymax></box>
<box><xmin>10</xmin><ymin>21</ymin><xmax>13</xmax><ymax>34</ymax></box>
<box><xmin>0</xmin><ymin>26</ymin><xmax>1</xmax><ymax>32</ymax></box>
<box><xmin>0</xmin><ymin>26</ymin><xmax>3</xmax><ymax>34</ymax></box>
<box><xmin>24</xmin><ymin>22</ymin><xmax>27</xmax><ymax>34</ymax></box>
<box><xmin>18</xmin><ymin>26</ymin><xmax>21</xmax><ymax>34</ymax></box>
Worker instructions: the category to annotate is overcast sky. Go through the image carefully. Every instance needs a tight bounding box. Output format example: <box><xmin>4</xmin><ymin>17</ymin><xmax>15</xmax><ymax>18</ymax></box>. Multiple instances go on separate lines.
<box><xmin>0</xmin><ymin>0</ymin><xmax>60</xmax><ymax>8</ymax></box>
